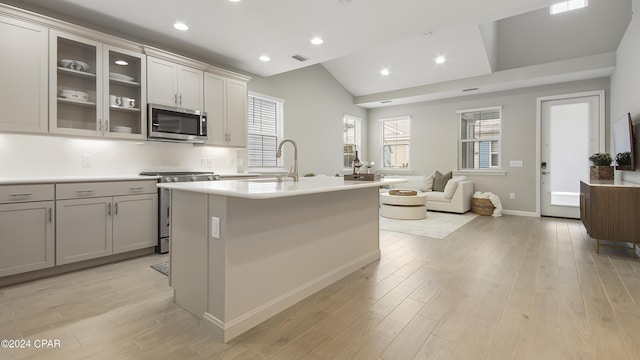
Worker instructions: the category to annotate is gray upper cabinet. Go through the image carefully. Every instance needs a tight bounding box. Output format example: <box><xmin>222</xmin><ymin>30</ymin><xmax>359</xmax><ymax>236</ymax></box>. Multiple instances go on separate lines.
<box><xmin>0</xmin><ymin>16</ymin><xmax>48</xmax><ymax>133</ymax></box>
<box><xmin>204</xmin><ymin>71</ymin><xmax>249</xmax><ymax>147</ymax></box>
<box><xmin>147</xmin><ymin>56</ymin><xmax>203</xmax><ymax>110</ymax></box>
<box><xmin>49</xmin><ymin>30</ymin><xmax>103</xmax><ymax>137</ymax></box>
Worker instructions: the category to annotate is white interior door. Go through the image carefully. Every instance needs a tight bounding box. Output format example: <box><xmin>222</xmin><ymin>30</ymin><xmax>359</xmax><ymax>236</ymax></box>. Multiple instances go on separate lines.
<box><xmin>540</xmin><ymin>93</ymin><xmax>602</xmax><ymax>218</ymax></box>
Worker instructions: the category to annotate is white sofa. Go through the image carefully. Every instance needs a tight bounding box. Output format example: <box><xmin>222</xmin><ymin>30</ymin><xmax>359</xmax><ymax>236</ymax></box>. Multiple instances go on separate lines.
<box><xmin>381</xmin><ymin>175</ymin><xmax>474</xmax><ymax>214</ymax></box>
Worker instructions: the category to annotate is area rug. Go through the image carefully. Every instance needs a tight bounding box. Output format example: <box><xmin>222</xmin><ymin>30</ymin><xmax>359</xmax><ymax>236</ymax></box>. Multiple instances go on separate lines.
<box><xmin>151</xmin><ymin>262</ymin><xmax>169</xmax><ymax>276</ymax></box>
<box><xmin>380</xmin><ymin>211</ymin><xmax>478</xmax><ymax>239</ymax></box>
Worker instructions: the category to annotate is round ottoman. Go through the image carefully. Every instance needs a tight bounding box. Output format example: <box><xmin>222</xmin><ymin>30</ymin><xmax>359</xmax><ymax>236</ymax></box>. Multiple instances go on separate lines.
<box><xmin>380</xmin><ymin>191</ymin><xmax>427</xmax><ymax>220</ymax></box>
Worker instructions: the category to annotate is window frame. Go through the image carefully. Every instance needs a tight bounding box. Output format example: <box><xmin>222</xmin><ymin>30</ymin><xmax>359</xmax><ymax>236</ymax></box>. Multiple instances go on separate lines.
<box><xmin>247</xmin><ymin>91</ymin><xmax>285</xmax><ymax>171</ymax></box>
<box><xmin>457</xmin><ymin>106</ymin><xmax>503</xmax><ymax>173</ymax></box>
<box><xmin>380</xmin><ymin>115</ymin><xmax>412</xmax><ymax>172</ymax></box>
<box><xmin>343</xmin><ymin>115</ymin><xmax>362</xmax><ymax>171</ymax></box>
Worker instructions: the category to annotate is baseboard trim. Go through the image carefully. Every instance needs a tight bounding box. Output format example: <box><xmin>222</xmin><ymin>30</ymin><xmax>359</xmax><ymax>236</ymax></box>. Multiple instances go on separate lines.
<box><xmin>0</xmin><ymin>247</ymin><xmax>155</xmax><ymax>288</ymax></box>
<box><xmin>502</xmin><ymin>209</ymin><xmax>539</xmax><ymax>217</ymax></box>
<box><xmin>202</xmin><ymin>249</ymin><xmax>381</xmax><ymax>343</ymax></box>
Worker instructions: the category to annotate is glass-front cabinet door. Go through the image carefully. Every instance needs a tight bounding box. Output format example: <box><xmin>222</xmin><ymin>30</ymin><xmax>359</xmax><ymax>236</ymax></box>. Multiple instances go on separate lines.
<box><xmin>49</xmin><ymin>30</ymin><xmax>102</xmax><ymax>136</ymax></box>
<box><xmin>103</xmin><ymin>46</ymin><xmax>146</xmax><ymax>139</ymax></box>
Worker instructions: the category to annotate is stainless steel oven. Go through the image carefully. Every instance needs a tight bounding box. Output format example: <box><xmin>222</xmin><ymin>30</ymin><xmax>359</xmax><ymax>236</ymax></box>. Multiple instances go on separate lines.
<box><xmin>148</xmin><ymin>103</ymin><xmax>207</xmax><ymax>143</ymax></box>
<box><xmin>140</xmin><ymin>171</ymin><xmax>220</xmax><ymax>253</ymax></box>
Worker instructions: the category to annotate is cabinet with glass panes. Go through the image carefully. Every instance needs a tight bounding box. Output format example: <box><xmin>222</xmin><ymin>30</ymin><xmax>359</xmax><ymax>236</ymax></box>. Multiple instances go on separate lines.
<box><xmin>50</xmin><ymin>30</ymin><xmax>102</xmax><ymax>136</ymax></box>
<box><xmin>50</xmin><ymin>31</ymin><xmax>146</xmax><ymax>139</ymax></box>
<box><xmin>104</xmin><ymin>46</ymin><xmax>146</xmax><ymax>139</ymax></box>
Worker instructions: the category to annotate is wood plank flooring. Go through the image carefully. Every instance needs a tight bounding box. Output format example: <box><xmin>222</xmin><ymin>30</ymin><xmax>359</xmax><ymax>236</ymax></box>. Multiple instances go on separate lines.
<box><xmin>2</xmin><ymin>215</ymin><xmax>640</xmax><ymax>359</ymax></box>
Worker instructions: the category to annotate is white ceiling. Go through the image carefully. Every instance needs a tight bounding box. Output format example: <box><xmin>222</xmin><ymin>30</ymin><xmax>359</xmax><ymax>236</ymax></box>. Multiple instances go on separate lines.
<box><xmin>7</xmin><ymin>0</ymin><xmax>629</xmax><ymax>106</ymax></box>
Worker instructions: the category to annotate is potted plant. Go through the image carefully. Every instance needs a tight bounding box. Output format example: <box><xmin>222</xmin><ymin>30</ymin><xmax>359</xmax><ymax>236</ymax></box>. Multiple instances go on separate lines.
<box><xmin>616</xmin><ymin>151</ymin><xmax>632</xmax><ymax>170</ymax></box>
<box><xmin>589</xmin><ymin>152</ymin><xmax>613</xmax><ymax>180</ymax></box>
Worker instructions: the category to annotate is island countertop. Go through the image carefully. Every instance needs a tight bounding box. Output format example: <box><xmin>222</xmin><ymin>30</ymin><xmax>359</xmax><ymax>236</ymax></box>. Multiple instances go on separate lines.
<box><xmin>157</xmin><ymin>176</ymin><xmax>405</xmax><ymax>199</ymax></box>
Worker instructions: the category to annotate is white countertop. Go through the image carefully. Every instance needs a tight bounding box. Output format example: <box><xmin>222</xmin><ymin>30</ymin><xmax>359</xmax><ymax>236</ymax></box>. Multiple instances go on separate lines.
<box><xmin>0</xmin><ymin>175</ymin><xmax>159</xmax><ymax>185</ymax></box>
<box><xmin>158</xmin><ymin>176</ymin><xmax>406</xmax><ymax>199</ymax></box>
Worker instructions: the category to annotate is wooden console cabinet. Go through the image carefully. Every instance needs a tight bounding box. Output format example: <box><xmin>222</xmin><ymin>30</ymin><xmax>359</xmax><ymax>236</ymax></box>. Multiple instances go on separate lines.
<box><xmin>580</xmin><ymin>181</ymin><xmax>640</xmax><ymax>257</ymax></box>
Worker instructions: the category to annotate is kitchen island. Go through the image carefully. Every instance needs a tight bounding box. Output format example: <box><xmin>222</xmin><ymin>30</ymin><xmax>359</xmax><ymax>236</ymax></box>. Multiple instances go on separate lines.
<box><xmin>157</xmin><ymin>176</ymin><xmax>404</xmax><ymax>342</ymax></box>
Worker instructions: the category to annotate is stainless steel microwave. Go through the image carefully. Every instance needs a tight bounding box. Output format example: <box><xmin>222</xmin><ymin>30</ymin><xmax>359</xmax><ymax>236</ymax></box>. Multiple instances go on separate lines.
<box><xmin>148</xmin><ymin>103</ymin><xmax>207</xmax><ymax>143</ymax></box>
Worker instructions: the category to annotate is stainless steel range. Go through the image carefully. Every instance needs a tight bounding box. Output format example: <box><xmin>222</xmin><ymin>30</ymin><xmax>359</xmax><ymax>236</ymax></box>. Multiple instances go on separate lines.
<box><xmin>140</xmin><ymin>171</ymin><xmax>220</xmax><ymax>253</ymax></box>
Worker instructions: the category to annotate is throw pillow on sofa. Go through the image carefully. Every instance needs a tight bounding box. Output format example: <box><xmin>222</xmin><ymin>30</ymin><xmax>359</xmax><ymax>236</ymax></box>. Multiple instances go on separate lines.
<box><xmin>433</xmin><ymin>170</ymin><xmax>452</xmax><ymax>192</ymax></box>
<box><xmin>442</xmin><ymin>178</ymin><xmax>459</xmax><ymax>199</ymax></box>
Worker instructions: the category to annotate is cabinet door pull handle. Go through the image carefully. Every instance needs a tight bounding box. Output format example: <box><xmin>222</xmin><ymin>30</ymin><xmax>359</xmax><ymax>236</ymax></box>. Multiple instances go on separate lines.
<box><xmin>10</xmin><ymin>192</ymin><xmax>33</xmax><ymax>197</ymax></box>
<box><xmin>115</xmin><ymin>202</ymin><xmax>118</xmax><ymax>215</ymax></box>
<box><xmin>108</xmin><ymin>203</ymin><xmax>111</xmax><ymax>216</ymax></box>
<box><xmin>175</xmin><ymin>94</ymin><xmax>179</xmax><ymax>106</ymax></box>
<box><xmin>179</xmin><ymin>94</ymin><xmax>182</xmax><ymax>107</ymax></box>
<box><xmin>48</xmin><ymin>208</ymin><xmax>52</xmax><ymax>223</ymax></box>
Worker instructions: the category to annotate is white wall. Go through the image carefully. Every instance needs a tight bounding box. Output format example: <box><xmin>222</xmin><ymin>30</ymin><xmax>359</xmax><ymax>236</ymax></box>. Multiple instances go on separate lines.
<box><xmin>247</xmin><ymin>64</ymin><xmax>368</xmax><ymax>176</ymax></box>
<box><xmin>611</xmin><ymin>0</ymin><xmax>640</xmax><ymax>183</ymax></box>
<box><xmin>368</xmin><ymin>78</ymin><xmax>610</xmax><ymax>213</ymax></box>
<box><xmin>0</xmin><ymin>133</ymin><xmax>239</xmax><ymax>178</ymax></box>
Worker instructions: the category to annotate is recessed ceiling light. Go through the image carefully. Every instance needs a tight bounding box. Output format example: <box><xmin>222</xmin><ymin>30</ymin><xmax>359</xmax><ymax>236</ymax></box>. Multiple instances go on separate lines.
<box><xmin>311</xmin><ymin>37</ymin><xmax>324</xmax><ymax>45</ymax></box>
<box><xmin>380</xmin><ymin>68</ymin><xmax>390</xmax><ymax>76</ymax></box>
<box><xmin>114</xmin><ymin>60</ymin><xmax>128</xmax><ymax>66</ymax></box>
<box><xmin>173</xmin><ymin>22</ymin><xmax>189</xmax><ymax>31</ymax></box>
<box><xmin>259</xmin><ymin>55</ymin><xmax>271</xmax><ymax>62</ymax></box>
<box><xmin>435</xmin><ymin>56</ymin><xmax>446</xmax><ymax>64</ymax></box>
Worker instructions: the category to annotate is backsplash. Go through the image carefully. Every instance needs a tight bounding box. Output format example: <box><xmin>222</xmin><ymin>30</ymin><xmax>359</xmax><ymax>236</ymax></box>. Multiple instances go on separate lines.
<box><xmin>0</xmin><ymin>133</ymin><xmax>240</xmax><ymax>177</ymax></box>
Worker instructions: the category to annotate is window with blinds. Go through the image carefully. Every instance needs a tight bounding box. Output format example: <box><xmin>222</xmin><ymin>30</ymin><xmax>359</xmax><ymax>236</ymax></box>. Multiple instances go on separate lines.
<box><xmin>343</xmin><ymin>115</ymin><xmax>361</xmax><ymax>169</ymax></box>
<box><xmin>459</xmin><ymin>107</ymin><xmax>502</xmax><ymax>170</ymax></box>
<box><xmin>248</xmin><ymin>94</ymin><xmax>283</xmax><ymax>168</ymax></box>
<box><xmin>381</xmin><ymin>116</ymin><xmax>411</xmax><ymax>169</ymax></box>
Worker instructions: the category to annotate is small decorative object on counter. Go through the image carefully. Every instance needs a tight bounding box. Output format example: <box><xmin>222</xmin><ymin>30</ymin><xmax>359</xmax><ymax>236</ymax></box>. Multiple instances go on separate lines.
<box><xmin>344</xmin><ymin>173</ymin><xmax>381</xmax><ymax>181</ymax></box>
<box><xmin>389</xmin><ymin>189</ymin><xmax>417</xmax><ymax>196</ymax></box>
<box><xmin>353</xmin><ymin>151</ymin><xmax>362</xmax><ymax>175</ymax></box>
<box><xmin>588</xmin><ymin>152</ymin><xmax>614</xmax><ymax>180</ymax></box>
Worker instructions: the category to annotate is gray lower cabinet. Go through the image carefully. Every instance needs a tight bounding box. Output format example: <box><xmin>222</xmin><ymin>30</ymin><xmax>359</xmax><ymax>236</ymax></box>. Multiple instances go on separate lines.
<box><xmin>0</xmin><ymin>201</ymin><xmax>55</xmax><ymax>277</ymax></box>
<box><xmin>56</xmin><ymin>181</ymin><xmax>158</xmax><ymax>265</ymax></box>
<box><xmin>56</xmin><ymin>197</ymin><xmax>113</xmax><ymax>265</ymax></box>
<box><xmin>112</xmin><ymin>194</ymin><xmax>157</xmax><ymax>254</ymax></box>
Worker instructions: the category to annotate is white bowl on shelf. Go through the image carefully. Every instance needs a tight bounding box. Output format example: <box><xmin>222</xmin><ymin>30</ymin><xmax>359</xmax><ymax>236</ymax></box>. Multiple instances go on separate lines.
<box><xmin>59</xmin><ymin>59</ymin><xmax>90</xmax><ymax>72</ymax></box>
<box><xmin>58</xmin><ymin>89</ymin><xmax>88</xmax><ymax>102</ymax></box>
<box><xmin>109</xmin><ymin>72</ymin><xmax>135</xmax><ymax>82</ymax></box>
<box><xmin>110</xmin><ymin>126</ymin><xmax>132</xmax><ymax>134</ymax></box>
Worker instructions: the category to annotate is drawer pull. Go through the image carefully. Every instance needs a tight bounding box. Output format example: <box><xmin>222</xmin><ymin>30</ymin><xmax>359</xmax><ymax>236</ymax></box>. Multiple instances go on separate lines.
<box><xmin>129</xmin><ymin>187</ymin><xmax>145</xmax><ymax>191</ymax></box>
<box><xmin>10</xmin><ymin>192</ymin><xmax>33</xmax><ymax>197</ymax></box>
<box><xmin>76</xmin><ymin>189</ymin><xmax>95</xmax><ymax>193</ymax></box>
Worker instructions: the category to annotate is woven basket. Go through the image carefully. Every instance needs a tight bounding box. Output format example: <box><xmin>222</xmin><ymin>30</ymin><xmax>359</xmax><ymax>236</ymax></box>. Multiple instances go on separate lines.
<box><xmin>471</xmin><ymin>198</ymin><xmax>495</xmax><ymax>216</ymax></box>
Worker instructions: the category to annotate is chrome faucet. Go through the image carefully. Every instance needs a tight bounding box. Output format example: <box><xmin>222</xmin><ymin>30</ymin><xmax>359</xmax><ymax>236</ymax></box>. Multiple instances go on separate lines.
<box><xmin>276</xmin><ymin>139</ymin><xmax>299</xmax><ymax>182</ymax></box>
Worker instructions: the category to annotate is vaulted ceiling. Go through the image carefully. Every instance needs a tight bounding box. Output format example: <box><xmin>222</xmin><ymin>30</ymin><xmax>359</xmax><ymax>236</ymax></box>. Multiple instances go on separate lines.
<box><xmin>7</xmin><ymin>0</ymin><xmax>631</xmax><ymax>107</ymax></box>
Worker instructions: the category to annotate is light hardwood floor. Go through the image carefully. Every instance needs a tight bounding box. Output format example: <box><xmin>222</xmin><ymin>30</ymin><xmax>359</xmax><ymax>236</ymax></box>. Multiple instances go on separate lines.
<box><xmin>2</xmin><ymin>215</ymin><xmax>640</xmax><ymax>359</ymax></box>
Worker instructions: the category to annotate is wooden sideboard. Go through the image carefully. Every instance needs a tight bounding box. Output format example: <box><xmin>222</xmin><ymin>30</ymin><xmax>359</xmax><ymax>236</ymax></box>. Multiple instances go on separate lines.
<box><xmin>580</xmin><ymin>181</ymin><xmax>640</xmax><ymax>257</ymax></box>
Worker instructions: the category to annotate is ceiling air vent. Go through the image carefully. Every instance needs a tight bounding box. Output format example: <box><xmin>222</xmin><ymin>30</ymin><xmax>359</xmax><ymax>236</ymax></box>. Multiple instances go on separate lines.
<box><xmin>291</xmin><ymin>54</ymin><xmax>310</xmax><ymax>62</ymax></box>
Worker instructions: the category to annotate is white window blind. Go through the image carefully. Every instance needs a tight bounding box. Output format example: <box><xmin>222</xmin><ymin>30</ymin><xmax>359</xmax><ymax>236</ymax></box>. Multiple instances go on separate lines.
<box><xmin>459</xmin><ymin>107</ymin><xmax>502</xmax><ymax>170</ymax></box>
<box><xmin>381</xmin><ymin>116</ymin><xmax>411</xmax><ymax>169</ymax></box>
<box><xmin>248</xmin><ymin>95</ymin><xmax>281</xmax><ymax>168</ymax></box>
